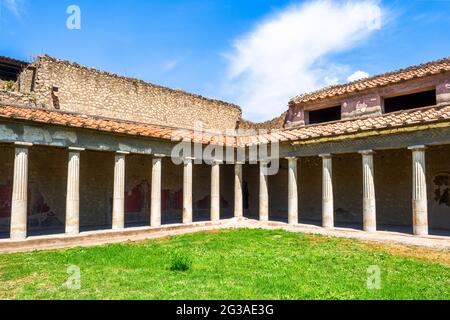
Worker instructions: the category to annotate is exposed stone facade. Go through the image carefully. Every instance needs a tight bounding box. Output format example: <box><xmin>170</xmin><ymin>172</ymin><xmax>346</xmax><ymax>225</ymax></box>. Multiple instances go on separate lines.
<box><xmin>16</xmin><ymin>55</ymin><xmax>242</xmax><ymax>131</ymax></box>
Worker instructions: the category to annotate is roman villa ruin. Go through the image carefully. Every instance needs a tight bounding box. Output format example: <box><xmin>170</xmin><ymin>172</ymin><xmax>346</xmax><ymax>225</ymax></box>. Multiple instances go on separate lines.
<box><xmin>1</xmin><ymin>55</ymin><xmax>450</xmax><ymax>252</ymax></box>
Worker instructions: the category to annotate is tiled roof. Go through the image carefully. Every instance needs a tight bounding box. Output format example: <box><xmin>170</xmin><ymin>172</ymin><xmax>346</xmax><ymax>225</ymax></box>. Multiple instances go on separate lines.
<box><xmin>291</xmin><ymin>57</ymin><xmax>450</xmax><ymax>105</ymax></box>
<box><xmin>242</xmin><ymin>103</ymin><xmax>450</xmax><ymax>146</ymax></box>
<box><xmin>1</xmin><ymin>104</ymin><xmax>450</xmax><ymax>148</ymax></box>
<box><xmin>0</xmin><ymin>56</ymin><xmax>28</xmax><ymax>67</ymax></box>
<box><xmin>0</xmin><ymin>105</ymin><xmax>233</xmax><ymax>146</ymax></box>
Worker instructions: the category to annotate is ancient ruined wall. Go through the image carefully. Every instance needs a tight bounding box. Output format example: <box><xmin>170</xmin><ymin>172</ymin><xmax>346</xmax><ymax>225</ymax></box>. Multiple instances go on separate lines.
<box><xmin>79</xmin><ymin>151</ymin><xmax>114</xmax><ymax>228</ymax></box>
<box><xmin>0</xmin><ymin>90</ymin><xmax>37</xmax><ymax>107</ymax></box>
<box><xmin>239</xmin><ymin>112</ymin><xmax>287</xmax><ymax>131</ymax></box>
<box><xmin>426</xmin><ymin>145</ymin><xmax>450</xmax><ymax>231</ymax></box>
<box><xmin>22</xmin><ymin>56</ymin><xmax>241</xmax><ymax>131</ymax></box>
<box><xmin>0</xmin><ymin>146</ymin><xmax>14</xmax><ymax>237</ymax></box>
<box><xmin>242</xmin><ymin>164</ymin><xmax>259</xmax><ymax>219</ymax></box>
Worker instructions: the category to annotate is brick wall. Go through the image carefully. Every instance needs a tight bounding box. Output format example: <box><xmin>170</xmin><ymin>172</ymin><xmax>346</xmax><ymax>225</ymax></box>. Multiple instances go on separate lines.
<box><xmin>18</xmin><ymin>55</ymin><xmax>242</xmax><ymax>131</ymax></box>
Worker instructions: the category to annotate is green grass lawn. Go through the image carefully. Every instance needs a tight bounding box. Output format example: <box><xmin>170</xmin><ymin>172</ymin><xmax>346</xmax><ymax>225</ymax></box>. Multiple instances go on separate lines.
<box><xmin>0</xmin><ymin>229</ymin><xmax>449</xmax><ymax>300</ymax></box>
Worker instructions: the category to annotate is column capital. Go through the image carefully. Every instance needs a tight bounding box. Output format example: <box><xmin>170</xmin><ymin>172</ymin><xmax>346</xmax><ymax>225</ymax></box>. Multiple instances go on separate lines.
<box><xmin>68</xmin><ymin>147</ymin><xmax>85</xmax><ymax>152</ymax></box>
<box><xmin>359</xmin><ymin>150</ymin><xmax>374</xmax><ymax>155</ymax></box>
<box><xmin>211</xmin><ymin>160</ymin><xmax>223</xmax><ymax>165</ymax></box>
<box><xmin>408</xmin><ymin>145</ymin><xmax>427</xmax><ymax>151</ymax></box>
<box><xmin>14</xmin><ymin>141</ymin><xmax>33</xmax><ymax>147</ymax></box>
<box><xmin>153</xmin><ymin>154</ymin><xmax>166</xmax><ymax>158</ymax></box>
<box><xmin>235</xmin><ymin>161</ymin><xmax>245</xmax><ymax>165</ymax></box>
<box><xmin>116</xmin><ymin>150</ymin><xmax>130</xmax><ymax>155</ymax></box>
<box><xmin>319</xmin><ymin>153</ymin><xmax>332</xmax><ymax>159</ymax></box>
<box><xmin>285</xmin><ymin>156</ymin><xmax>298</xmax><ymax>161</ymax></box>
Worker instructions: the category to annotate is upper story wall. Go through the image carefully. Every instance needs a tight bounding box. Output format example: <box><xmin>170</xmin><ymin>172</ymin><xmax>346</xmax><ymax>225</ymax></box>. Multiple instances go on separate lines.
<box><xmin>285</xmin><ymin>58</ymin><xmax>450</xmax><ymax>128</ymax></box>
<box><xmin>17</xmin><ymin>55</ymin><xmax>242</xmax><ymax>131</ymax></box>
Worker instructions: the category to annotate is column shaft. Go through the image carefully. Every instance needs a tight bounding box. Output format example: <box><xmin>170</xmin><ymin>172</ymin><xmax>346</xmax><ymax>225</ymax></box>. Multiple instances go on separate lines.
<box><xmin>211</xmin><ymin>162</ymin><xmax>220</xmax><ymax>222</ymax></box>
<box><xmin>234</xmin><ymin>163</ymin><xmax>243</xmax><ymax>220</ymax></box>
<box><xmin>321</xmin><ymin>155</ymin><xmax>334</xmax><ymax>228</ymax></box>
<box><xmin>183</xmin><ymin>158</ymin><xmax>193</xmax><ymax>224</ymax></box>
<box><xmin>151</xmin><ymin>157</ymin><xmax>162</xmax><ymax>227</ymax></box>
<box><xmin>361</xmin><ymin>151</ymin><xmax>376</xmax><ymax>232</ymax></box>
<box><xmin>66</xmin><ymin>150</ymin><xmax>82</xmax><ymax>235</ymax></box>
<box><xmin>112</xmin><ymin>154</ymin><xmax>126</xmax><ymax>230</ymax></box>
<box><xmin>10</xmin><ymin>146</ymin><xmax>30</xmax><ymax>240</ymax></box>
<box><xmin>259</xmin><ymin>162</ymin><xmax>269</xmax><ymax>222</ymax></box>
<box><xmin>287</xmin><ymin>158</ymin><xmax>298</xmax><ymax>225</ymax></box>
<box><xmin>410</xmin><ymin>146</ymin><xmax>428</xmax><ymax>236</ymax></box>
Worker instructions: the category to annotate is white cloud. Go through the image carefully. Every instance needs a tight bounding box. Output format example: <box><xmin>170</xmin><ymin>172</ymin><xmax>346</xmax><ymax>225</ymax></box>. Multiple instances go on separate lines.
<box><xmin>3</xmin><ymin>0</ymin><xmax>22</xmax><ymax>16</ymax></box>
<box><xmin>347</xmin><ymin>70</ymin><xmax>370</xmax><ymax>82</ymax></box>
<box><xmin>225</xmin><ymin>0</ymin><xmax>382</xmax><ymax>121</ymax></box>
<box><xmin>163</xmin><ymin>58</ymin><xmax>182</xmax><ymax>72</ymax></box>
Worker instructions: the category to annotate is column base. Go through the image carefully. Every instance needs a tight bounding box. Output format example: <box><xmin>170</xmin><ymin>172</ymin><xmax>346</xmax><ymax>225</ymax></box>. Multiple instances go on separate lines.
<box><xmin>414</xmin><ymin>226</ymin><xmax>428</xmax><ymax>236</ymax></box>
<box><xmin>10</xmin><ymin>231</ymin><xmax>27</xmax><ymax>241</ymax></box>
<box><xmin>65</xmin><ymin>226</ymin><xmax>80</xmax><ymax>235</ymax></box>
<box><xmin>364</xmin><ymin>225</ymin><xmax>377</xmax><ymax>233</ymax></box>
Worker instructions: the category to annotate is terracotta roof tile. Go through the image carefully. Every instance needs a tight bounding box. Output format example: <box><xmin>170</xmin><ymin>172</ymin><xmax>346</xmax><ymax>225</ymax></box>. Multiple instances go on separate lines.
<box><xmin>1</xmin><ymin>104</ymin><xmax>450</xmax><ymax>149</ymax></box>
<box><xmin>291</xmin><ymin>57</ymin><xmax>450</xmax><ymax>105</ymax></box>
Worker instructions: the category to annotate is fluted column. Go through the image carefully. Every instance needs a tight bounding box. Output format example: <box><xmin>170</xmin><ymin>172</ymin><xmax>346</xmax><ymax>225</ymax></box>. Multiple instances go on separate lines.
<box><xmin>65</xmin><ymin>148</ymin><xmax>84</xmax><ymax>235</ymax></box>
<box><xmin>409</xmin><ymin>146</ymin><xmax>428</xmax><ymax>236</ymax></box>
<box><xmin>112</xmin><ymin>152</ymin><xmax>128</xmax><ymax>230</ymax></box>
<box><xmin>320</xmin><ymin>154</ymin><xmax>334</xmax><ymax>228</ymax></box>
<box><xmin>183</xmin><ymin>157</ymin><xmax>193</xmax><ymax>224</ymax></box>
<box><xmin>287</xmin><ymin>157</ymin><xmax>298</xmax><ymax>225</ymax></box>
<box><xmin>151</xmin><ymin>156</ymin><xmax>163</xmax><ymax>227</ymax></box>
<box><xmin>259</xmin><ymin>161</ymin><xmax>269</xmax><ymax>222</ymax></box>
<box><xmin>10</xmin><ymin>142</ymin><xmax>32</xmax><ymax>240</ymax></box>
<box><xmin>360</xmin><ymin>150</ymin><xmax>376</xmax><ymax>232</ymax></box>
<box><xmin>211</xmin><ymin>161</ymin><xmax>221</xmax><ymax>222</ymax></box>
<box><xmin>234</xmin><ymin>162</ymin><xmax>244</xmax><ymax>220</ymax></box>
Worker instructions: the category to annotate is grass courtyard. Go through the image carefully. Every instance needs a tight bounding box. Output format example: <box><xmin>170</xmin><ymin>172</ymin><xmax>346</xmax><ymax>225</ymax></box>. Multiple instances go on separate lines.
<box><xmin>0</xmin><ymin>228</ymin><xmax>449</xmax><ymax>300</ymax></box>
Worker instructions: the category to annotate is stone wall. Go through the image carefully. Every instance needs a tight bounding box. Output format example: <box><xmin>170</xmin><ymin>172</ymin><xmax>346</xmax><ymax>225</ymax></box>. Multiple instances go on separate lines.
<box><xmin>0</xmin><ymin>90</ymin><xmax>37</xmax><ymax>107</ymax></box>
<box><xmin>239</xmin><ymin>112</ymin><xmax>287</xmax><ymax>131</ymax></box>
<box><xmin>18</xmin><ymin>55</ymin><xmax>242</xmax><ymax>131</ymax></box>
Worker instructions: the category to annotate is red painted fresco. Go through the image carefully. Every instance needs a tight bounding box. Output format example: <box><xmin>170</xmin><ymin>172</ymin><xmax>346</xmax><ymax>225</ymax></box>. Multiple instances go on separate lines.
<box><xmin>174</xmin><ymin>190</ymin><xmax>183</xmax><ymax>210</ymax></box>
<box><xmin>125</xmin><ymin>185</ymin><xmax>143</xmax><ymax>213</ymax></box>
<box><xmin>162</xmin><ymin>190</ymin><xmax>170</xmax><ymax>210</ymax></box>
<box><xmin>0</xmin><ymin>183</ymin><xmax>12</xmax><ymax>218</ymax></box>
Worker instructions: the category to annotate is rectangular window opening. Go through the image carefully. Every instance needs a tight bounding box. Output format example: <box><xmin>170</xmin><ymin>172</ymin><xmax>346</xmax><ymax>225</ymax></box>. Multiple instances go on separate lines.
<box><xmin>384</xmin><ymin>90</ymin><xmax>437</xmax><ymax>114</ymax></box>
<box><xmin>308</xmin><ymin>105</ymin><xmax>342</xmax><ymax>125</ymax></box>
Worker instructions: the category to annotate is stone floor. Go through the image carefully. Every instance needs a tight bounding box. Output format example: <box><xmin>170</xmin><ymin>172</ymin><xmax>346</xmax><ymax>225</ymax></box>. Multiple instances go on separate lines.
<box><xmin>0</xmin><ymin>217</ymin><xmax>449</xmax><ymax>254</ymax></box>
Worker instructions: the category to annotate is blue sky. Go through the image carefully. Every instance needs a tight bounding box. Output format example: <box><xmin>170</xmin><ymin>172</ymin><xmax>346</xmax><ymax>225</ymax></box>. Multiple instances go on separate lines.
<box><xmin>1</xmin><ymin>0</ymin><xmax>450</xmax><ymax>121</ymax></box>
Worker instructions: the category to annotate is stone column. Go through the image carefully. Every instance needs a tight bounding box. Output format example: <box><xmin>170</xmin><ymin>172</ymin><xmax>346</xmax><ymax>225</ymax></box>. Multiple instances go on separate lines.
<box><xmin>10</xmin><ymin>142</ymin><xmax>32</xmax><ymax>240</ymax></box>
<box><xmin>287</xmin><ymin>157</ymin><xmax>298</xmax><ymax>225</ymax></box>
<box><xmin>234</xmin><ymin>162</ymin><xmax>244</xmax><ymax>220</ymax></box>
<box><xmin>112</xmin><ymin>152</ymin><xmax>128</xmax><ymax>230</ymax></box>
<box><xmin>360</xmin><ymin>150</ymin><xmax>376</xmax><ymax>233</ymax></box>
<box><xmin>409</xmin><ymin>146</ymin><xmax>428</xmax><ymax>236</ymax></box>
<box><xmin>259</xmin><ymin>161</ymin><xmax>269</xmax><ymax>222</ymax></box>
<box><xmin>320</xmin><ymin>154</ymin><xmax>334</xmax><ymax>228</ymax></box>
<box><xmin>183</xmin><ymin>157</ymin><xmax>194</xmax><ymax>224</ymax></box>
<box><xmin>151</xmin><ymin>156</ymin><xmax>163</xmax><ymax>227</ymax></box>
<box><xmin>211</xmin><ymin>161</ymin><xmax>221</xmax><ymax>222</ymax></box>
<box><xmin>65</xmin><ymin>148</ymin><xmax>84</xmax><ymax>235</ymax></box>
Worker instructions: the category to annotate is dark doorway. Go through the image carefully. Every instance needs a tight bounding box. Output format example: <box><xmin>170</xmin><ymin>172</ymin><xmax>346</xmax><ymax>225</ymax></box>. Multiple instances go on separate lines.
<box><xmin>384</xmin><ymin>90</ymin><xmax>436</xmax><ymax>114</ymax></box>
<box><xmin>308</xmin><ymin>105</ymin><xmax>341</xmax><ymax>125</ymax></box>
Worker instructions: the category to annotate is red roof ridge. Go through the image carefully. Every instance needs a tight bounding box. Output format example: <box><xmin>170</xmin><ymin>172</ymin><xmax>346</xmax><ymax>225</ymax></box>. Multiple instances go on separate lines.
<box><xmin>290</xmin><ymin>56</ymin><xmax>450</xmax><ymax>105</ymax></box>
